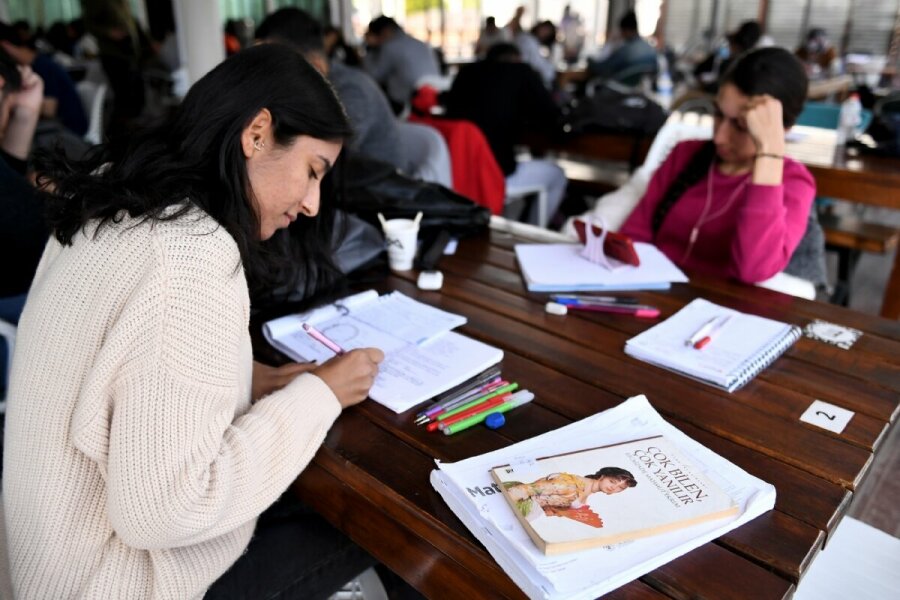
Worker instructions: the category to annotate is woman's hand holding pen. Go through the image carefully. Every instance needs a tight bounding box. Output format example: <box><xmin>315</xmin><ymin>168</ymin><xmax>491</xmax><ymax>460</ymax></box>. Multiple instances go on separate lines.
<box><xmin>315</xmin><ymin>348</ymin><xmax>385</xmax><ymax>408</ymax></box>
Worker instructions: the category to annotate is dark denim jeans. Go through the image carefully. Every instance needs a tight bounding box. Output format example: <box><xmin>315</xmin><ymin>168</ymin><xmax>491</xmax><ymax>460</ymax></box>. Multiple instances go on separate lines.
<box><xmin>205</xmin><ymin>491</ymin><xmax>375</xmax><ymax>600</ymax></box>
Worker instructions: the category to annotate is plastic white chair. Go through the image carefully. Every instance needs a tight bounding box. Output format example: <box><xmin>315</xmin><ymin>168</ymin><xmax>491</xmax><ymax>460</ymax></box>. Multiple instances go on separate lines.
<box><xmin>0</xmin><ymin>319</ymin><xmax>15</xmax><ymax>411</ymax></box>
<box><xmin>563</xmin><ymin>113</ymin><xmax>714</xmax><ymax>235</ymax></box>
<box><xmin>75</xmin><ymin>80</ymin><xmax>108</xmax><ymax>146</ymax></box>
<box><xmin>505</xmin><ymin>183</ymin><xmax>549</xmax><ymax>228</ymax></box>
<box><xmin>395</xmin><ymin>121</ymin><xmax>453</xmax><ymax>188</ymax></box>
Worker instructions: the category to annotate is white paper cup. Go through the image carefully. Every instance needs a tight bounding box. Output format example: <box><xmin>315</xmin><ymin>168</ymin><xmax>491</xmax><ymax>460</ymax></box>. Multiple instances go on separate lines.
<box><xmin>382</xmin><ymin>218</ymin><xmax>419</xmax><ymax>271</ymax></box>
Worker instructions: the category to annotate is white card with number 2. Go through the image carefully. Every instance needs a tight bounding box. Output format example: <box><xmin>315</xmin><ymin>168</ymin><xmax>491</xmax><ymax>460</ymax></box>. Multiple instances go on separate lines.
<box><xmin>800</xmin><ymin>400</ymin><xmax>855</xmax><ymax>434</ymax></box>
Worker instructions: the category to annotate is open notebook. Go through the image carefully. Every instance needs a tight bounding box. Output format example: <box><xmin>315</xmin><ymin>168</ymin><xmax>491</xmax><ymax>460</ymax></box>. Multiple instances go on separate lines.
<box><xmin>624</xmin><ymin>298</ymin><xmax>801</xmax><ymax>392</ymax></box>
<box><xmin>263</xmin><ymin>291</ymin><xmax>503</xmax><ymax>413</ymax></box>
<box><xmin>515</xmin><ymin>242</ymin><xmax>688</xmax><ymax>292</ymax></box>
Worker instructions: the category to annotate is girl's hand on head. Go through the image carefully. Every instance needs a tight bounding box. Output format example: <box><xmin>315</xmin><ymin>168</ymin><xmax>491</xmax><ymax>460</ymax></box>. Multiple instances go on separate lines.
<box><xmin>252</xmin><ymin>360</ymin><xmax>317</xmax><ymax>402</ymax></box>
<box><xmin>314</xmin><ymin>348</ymin><xmax>385</xmax><ymax>409</ymax></box>
<box><xmin>743</xmin><ymin>94</ymin><xmax>786</xmax><ymax>155</ymax></box>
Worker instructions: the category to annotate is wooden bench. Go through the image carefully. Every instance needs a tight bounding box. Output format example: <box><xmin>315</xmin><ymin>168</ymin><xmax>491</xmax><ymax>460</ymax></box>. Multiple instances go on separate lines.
<box><xmin>819</xmin><ymin>212</ymin><xmax>900</xmax><ymax>305</ymax></box>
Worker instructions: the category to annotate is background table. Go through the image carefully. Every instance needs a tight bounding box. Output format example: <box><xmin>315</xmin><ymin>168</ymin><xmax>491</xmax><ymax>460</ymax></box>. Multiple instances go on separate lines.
<box><xmin>257</xmin><ymin>229</ymin><xmax>900</xmax><ymax>599</ymax></box>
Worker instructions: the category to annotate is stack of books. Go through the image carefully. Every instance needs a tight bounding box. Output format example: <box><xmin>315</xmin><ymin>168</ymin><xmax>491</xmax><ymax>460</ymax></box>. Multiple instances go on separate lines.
<box><xmin>431</xmin><ymin>396</ymin><xmax>775</xmax><ymax>599</ymax></box>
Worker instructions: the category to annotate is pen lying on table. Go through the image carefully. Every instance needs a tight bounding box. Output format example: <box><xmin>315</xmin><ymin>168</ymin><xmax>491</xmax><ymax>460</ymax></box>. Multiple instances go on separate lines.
<box><xmin>550</xmin><ymin>294</ymin><xmax>640</xmax><ymax>305</ymax></box>
<box><xmin>547</xmin><ymin>301</ymin><xmax>660</xmax><ymax>319</ymax></box>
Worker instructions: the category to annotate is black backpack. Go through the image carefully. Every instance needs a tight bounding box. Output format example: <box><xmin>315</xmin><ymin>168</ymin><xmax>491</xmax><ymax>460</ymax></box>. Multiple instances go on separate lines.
<box><xmin>564</xmin><ymin>86</ymin><xmax>667</xmax><ymax>136</ymax></box>
<box><xmin>335</xmin><ymin>154</ymin><xmax>491</xmax><ymax>238</ymax></box>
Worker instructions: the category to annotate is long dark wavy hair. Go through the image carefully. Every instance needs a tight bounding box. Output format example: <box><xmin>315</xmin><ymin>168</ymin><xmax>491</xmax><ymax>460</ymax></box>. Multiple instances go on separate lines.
<box><xmin>651</xmin><ymin>47</ymin><xmax>809</xmax><ymax>235</ymax></box>
<box><xmin>35</xmin><ymin>43</ymin><xmax>353</xmax><ymax>298</ymax></box>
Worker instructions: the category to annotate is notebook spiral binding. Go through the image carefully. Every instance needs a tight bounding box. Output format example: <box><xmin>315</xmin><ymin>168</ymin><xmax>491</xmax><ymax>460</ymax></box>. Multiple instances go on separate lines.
<box><xmin>726</xmin><ymin>325</ymin><xmax>803</xmax><ymax>392</ymax></box>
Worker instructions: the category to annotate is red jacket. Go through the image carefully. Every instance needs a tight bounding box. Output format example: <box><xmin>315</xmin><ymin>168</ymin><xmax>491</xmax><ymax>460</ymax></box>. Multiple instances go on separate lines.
<box><xmin>408</xmin><ymin>113</ymin><xmax>506</xmax><ymax>215</ymax></box>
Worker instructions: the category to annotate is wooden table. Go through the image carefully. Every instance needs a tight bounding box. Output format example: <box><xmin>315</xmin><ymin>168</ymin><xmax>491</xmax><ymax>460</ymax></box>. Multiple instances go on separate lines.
<box><xmin>263</xmin><ymin>229</ymin><xmax>900</xmax><ymax>599</ymax></box>
<box><xmin>526</xmin><ymin>125</ymin><xmax>900</xmax><ymax>319</ymax></box>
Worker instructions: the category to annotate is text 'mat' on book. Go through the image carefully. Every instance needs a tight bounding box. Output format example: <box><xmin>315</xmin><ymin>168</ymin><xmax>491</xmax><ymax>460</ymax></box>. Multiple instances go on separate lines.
<box><xmin>490</xmin><ymin>435</ymin><xmax>739</xmax><ymax>556</ymax></box>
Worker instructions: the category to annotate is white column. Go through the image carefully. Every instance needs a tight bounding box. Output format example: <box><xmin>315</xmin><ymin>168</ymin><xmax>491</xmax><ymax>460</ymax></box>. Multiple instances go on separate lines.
<box><xmin>172</xmin><ymin>0</ymin><xmax>225</xmax><ymax>88</ymax></box>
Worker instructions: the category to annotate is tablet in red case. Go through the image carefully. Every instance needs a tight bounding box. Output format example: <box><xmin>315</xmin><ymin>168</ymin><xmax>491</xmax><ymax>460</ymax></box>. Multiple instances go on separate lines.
<box><xmin>573</xmin><ymin>219</ymin><xmax>641</xmax><ymax>266</ymax></box>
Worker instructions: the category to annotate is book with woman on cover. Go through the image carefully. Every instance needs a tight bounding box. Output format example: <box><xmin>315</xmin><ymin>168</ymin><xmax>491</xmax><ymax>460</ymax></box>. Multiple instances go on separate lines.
<box><xmin>490</xmin><ymin>435</ymin><xmax>739</xmax><ymax>555</ymax></box>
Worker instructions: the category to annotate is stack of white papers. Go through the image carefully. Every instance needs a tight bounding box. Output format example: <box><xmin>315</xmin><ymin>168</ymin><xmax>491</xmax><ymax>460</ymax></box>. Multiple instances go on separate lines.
<box><xmin>515</xmin><ymin>243</ymin><xmax>688</xmax><ymax>292</ymax></box>
<box><xmin>431</xmin><ymin>396</ymin><xmax>775</xmax><ymax>599</ymax></box>
<box><xmin>263</xmin><ymin>291</ymin><xmax>503</xmax><ymax>413</ymax></box>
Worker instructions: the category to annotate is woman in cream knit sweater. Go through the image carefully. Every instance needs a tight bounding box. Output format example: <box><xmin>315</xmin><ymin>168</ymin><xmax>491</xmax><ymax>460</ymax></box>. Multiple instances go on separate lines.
<box><xmin>3</xmin><ymin>44</ymin><xmax>384</xmax><ymax>599</ymax></box>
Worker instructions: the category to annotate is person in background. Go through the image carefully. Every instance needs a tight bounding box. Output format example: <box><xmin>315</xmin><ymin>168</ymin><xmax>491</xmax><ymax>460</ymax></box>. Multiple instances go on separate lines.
<box><xmin>70</xmin><ymin>18</ymin><xmax>100</xmax><ymax>60</ymax></box>
<box><xmin>559</xmin><ymin>4</ymin><xmax>586</xmax><ymax>65</ymax></box>
<box><xmin>796</xmin><ymin>28</ymin><xmax>839</xmax><ymax>77</ymax></box>
<box><xmin>444</xmin><ymin>42</ymin><xmax>567</xmax><ymax>226</ymax></box>
<box><xmin>323</xmin><ymin>24</ymin><xmax>362</xmax><ymax>67</ymax></box>
<box><xmin>0</xmin><ymin>47</ymin><xmax>47</xmax><ymax>398</ymax></box>
<box><xmin>363</xmin><ymin>15</ymin><xmax>440</xmax><ymax>111</ymax></box>
<box><xmin>224</xmin><ymin>19</ymin><xmax>242</xmax><ymax>56</ymax></box>
<box><xmin>4</xmin><ymin>44</ymin><xmax>385</xmax><ymax>600</ymax></box>
<box><xmin>80</xmin><ymin>0</ymin><xmax>154</xmax><ymax>131</ymax></box>
<box><xmin>586</xmin><ymin>11</ymin><xmax>657</xmax><ymax>85</ymax></box>
<box><xmin>256</xmin><ymin>8</ymin><xmax>404</xmax><ymax>171</ymax></box>
<box><xmin>474</xmin><ymin>16</ymin><xmax>506</xmax><ymax>58</ymax></box>
<box><xmin>618</xmin><ymin>48</ymin><xmax>814</xmax><ymax>284</ymax></box>
<box><xmin>693</xmin><ymin>20</ymin><xmax>762</xmax><ymax>93</ymax></box>
<box><xmin>505</xmin><ymin>6</ymin><xmax>557</xmax><ymax>89</ymax></box>
<box><xmin>0</xmin><ymin>21</ymin><xmax>88</xmax><ymax>137</ymax></box>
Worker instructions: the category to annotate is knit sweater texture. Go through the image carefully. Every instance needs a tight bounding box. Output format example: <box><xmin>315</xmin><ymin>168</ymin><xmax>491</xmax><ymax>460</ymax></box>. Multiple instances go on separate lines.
<box><xmin>2</xmin><ymin>207</ymin><xmax>341</xmax><ymax>599</ymax></box>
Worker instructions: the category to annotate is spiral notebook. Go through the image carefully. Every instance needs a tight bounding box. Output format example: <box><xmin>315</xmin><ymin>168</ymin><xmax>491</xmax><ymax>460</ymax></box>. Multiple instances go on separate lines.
<box><xmin>624</xmin><ymin>299</ymin><xmax>801</xmax><ymax>392</ymax></box>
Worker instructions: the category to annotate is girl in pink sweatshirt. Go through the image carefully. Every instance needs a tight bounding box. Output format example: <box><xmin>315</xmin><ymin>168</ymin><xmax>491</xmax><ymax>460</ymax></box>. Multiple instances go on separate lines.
<box><xmin>621</xmin><ymin>47</ymin><xmax>815</xmax><ymax>283</ymax></box>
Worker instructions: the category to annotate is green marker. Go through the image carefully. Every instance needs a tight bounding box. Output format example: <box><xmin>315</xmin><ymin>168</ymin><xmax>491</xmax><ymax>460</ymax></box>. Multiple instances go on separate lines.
<box><xmin>437</xmin><ymin>382</ymin><xmax>519</xmax><ymax>421</ymax></box>
<box><xmin>442</xmin><ymin>391</ymin><xmax>534</xmax><ymax>435</ymax></box>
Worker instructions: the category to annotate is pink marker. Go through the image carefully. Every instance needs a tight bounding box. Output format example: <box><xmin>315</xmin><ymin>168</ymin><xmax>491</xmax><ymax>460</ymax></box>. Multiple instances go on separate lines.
<box><xmin>302</xmin><ymin>323</ymin><xmax>346</xmax><ymax>355</ymax></box>
<box><xmin>565</xmin><ymin>303</ymin><xmax>660</xmax><ymax>319</ymax></box>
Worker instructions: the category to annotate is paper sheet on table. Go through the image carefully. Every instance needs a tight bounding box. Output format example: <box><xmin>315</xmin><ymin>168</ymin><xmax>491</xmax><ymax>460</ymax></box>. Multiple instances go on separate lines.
<box><xmin>431</xmin><ymin>395</ymin><xmax>776</xmax><ymax>599</ymax></box>
<box><xmin>370</xmin><ymin>331</ymin><xmax>503</xmax><ymax>413</ymax></box>
<box><xmin>263</xmin><ymin>290</ymin><xmax>501</xmax><ymax>413</ymax></box>
<box><xmin>263</xmin><ymin>290</ymin><xmax>467</xmax><ymax>363</ymax></box>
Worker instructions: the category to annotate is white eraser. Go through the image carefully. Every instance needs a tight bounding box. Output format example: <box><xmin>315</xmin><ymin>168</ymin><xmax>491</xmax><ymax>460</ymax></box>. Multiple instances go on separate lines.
<box><xmin>417</xmin><ymin>270</ymin><xmax>443</xmax><ymax>291</ymax></box>
<box><xmin>545</xmin><ymin>301</ymin><xmax>568</xmax><ymax>315</ymax></box>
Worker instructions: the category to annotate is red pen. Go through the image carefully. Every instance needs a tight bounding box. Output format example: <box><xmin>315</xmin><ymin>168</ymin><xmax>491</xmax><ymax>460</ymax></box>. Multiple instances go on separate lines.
<box><xmin>693</xmin><ymin>316</ymin><xmax>731</xmax><ymax>349</ymax></box>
